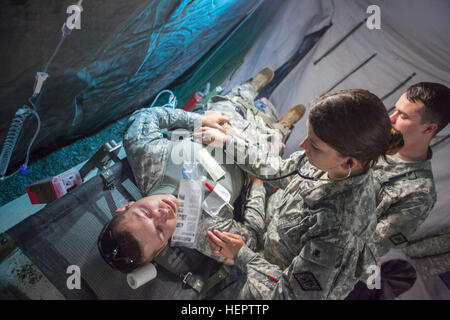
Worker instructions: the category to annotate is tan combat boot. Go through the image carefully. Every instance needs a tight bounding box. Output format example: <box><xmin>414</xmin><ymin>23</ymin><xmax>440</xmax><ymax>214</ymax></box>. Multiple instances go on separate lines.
<box><xmin>277</xmin><ymin>104</ymin><xmax>306</xmax><ymax>128</ymax></box>
<box><xmin>250</xmin><ymin>68</ymin><xmax>275</xmax><ymax>92</ymax></box>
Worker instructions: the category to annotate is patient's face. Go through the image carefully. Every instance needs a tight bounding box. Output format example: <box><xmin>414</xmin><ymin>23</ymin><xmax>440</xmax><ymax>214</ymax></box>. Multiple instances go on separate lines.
<box><xmin>115</xmin><ymin>194</ymin><xmax>179</xmax><ymax>262</ymax></box>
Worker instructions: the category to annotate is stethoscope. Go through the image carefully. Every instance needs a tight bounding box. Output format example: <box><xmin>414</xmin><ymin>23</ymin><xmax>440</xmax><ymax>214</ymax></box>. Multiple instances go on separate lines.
<box><xmin>219</xmin><ymin>122</ymin><xmax>353</xmax><ymax>182</ymax></box>
<box><xmin>192</xmin><ymin>126</ymin><xmax>352</xmax><ymax>182</ymax></box>
<box><xmin>233</xmin><ymin>159</ymin><xmax>352</xmax><ymax>182</ymax></box>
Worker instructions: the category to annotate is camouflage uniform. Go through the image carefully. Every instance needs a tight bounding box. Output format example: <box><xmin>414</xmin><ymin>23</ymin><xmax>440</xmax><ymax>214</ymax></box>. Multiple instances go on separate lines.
<box><xmin>403</xmin><ymin>225</ymin><xmax>450</xmax><ymax>279</ymax></box>
<box><xmin>372</xmin><ymin>152</ymin><xmax>436</xmax><ymax>258</ymax></box>
<box><xmin>206</xmin><ymin>82</ymin><xmax>291</xmax><ymax>156</ymax></box>
<box><xmin>215</xmin><ymin>136</ymin><xmax>379</xmax><ymax>300</ymax></box>
<box><xmin>123</xmin><ymin>82</ymin><xmax>287</xmax><ymax>197</ymax></box>
<box><xmin>124</xmin><ymin>107</ymin><xmax>199</xmax><ymax>196</ymax></box>
<box><xmin>123</xmin><ymin>107</ymin><xmax>267</xmax><ymax>261</ymax></box>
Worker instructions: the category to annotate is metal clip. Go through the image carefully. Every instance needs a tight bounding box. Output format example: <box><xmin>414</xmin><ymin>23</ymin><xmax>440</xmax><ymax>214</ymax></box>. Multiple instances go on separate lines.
<box><xmin>182</xmin><ymin>272</ymin><xmax>193</xmax><ymax>288</ymax></box>
<box><xmin>79</xmin><ymin>140</ymin><xmax>121</xmax><ymax>179</ymax></box>
<box><xmin>100</xmin><ymin>169</ymin><xmax>115</xmax><ymax>190</ymax></box>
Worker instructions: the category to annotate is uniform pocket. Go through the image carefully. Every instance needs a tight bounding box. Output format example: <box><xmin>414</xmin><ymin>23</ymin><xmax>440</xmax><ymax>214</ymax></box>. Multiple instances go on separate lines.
<box><xmin>299</xmin><ymin>240</ymin><xmax>343</xmax><ymax>269</ymax></box>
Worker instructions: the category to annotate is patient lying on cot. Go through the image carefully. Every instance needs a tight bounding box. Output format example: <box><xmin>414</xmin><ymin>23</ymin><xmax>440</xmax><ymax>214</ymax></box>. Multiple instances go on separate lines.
<box><xmin>97</xmin><ymin>69</ymin><xmax>306</xmax><ymax>273</ymax></box>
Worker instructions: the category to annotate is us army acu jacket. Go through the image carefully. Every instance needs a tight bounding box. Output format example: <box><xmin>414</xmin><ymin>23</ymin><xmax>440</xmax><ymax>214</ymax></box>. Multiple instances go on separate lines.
<box><xmin>223</xmin><ymin>136</ymin><xmax>379</xmax><ymax>300</ymax></box>
<box><xmin>372</xmin><ymin>154</ymin><xmax>436</xmax><ymax>257</ymax></box>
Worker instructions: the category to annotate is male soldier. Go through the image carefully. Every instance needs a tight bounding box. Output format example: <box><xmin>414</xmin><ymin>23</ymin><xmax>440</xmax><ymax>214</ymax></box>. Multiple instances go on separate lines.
<box><xmin>97</xmin><ymin>69</ymin><xmax>305</xmax><ymax>273</ymax></box>
<box><xmin>373</xmin><ymin>82</ymin><xmax>450</xmax><ymax>257</ymax></box>
<box><xmin>346</xmin><ymin>82</ymin><xmax>450</xmax><ymax>299</ymax></box>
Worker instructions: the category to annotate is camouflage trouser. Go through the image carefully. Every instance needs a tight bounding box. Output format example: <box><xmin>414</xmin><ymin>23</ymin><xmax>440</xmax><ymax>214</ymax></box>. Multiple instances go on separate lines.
<box><xmin>226</xmin><ymin>82</ymin><xmax>279</xmax><ymax>124</ymax></box>
<box><xmin>207</xmin><ymin>82</ymin><xmax>291</xmax><ymax>156</ymax></box>
<box><xmin>205</xmin><ymin>258</ymin><xmax>278</xmax><ymax>300</ymax></box>
<box><xmin>403</xmin><ymin>225</ymin><xmax>450</xmax><ymax>279</ymax></box>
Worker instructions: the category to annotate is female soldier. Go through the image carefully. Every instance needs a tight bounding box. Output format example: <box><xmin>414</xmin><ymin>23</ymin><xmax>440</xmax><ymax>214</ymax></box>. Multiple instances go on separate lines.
<box><xmin>193</xmin><ymin>89</ymin><xmax>404</xmax><ymax>299</ymax></box>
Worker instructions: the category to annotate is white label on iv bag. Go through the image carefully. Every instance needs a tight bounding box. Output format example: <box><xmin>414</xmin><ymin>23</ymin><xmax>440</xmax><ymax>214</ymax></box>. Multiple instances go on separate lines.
<box><xmin>171</xmin><ymin>179</ymin><xmax>203</xmax><ymax>247</ymax></box>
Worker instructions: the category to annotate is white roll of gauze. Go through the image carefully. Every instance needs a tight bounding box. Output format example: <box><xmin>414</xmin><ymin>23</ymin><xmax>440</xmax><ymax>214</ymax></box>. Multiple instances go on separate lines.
<box><xmin>195</xmin><ymin>148</ymin><xmax>225</xmax><ymax>181</ymax></box>
<box><xmin>126</xmin><ymin>263</ymin><xmax>157</xmax><ymax>289</ymax></box>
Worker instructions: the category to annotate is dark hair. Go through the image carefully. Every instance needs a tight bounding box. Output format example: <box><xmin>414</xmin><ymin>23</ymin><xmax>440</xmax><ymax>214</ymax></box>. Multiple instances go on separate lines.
<box><xmin>406</xmin><ymin>82</ymin><xmax>450</xmax><ymax>135</ymax></box>
<box><xmin>108</xmin><ymin>213</ymin><xmax>147</xmax><ymax>267</ymax></box>
<box><xmin>309</xmin><ymin>89</ymin><xmax>404</xmax><ymax>170</ymax></box>
<box><xmin>99</xmin><ymin>209</ymin><xmax>164</xmax><ymax>273</ymax></box>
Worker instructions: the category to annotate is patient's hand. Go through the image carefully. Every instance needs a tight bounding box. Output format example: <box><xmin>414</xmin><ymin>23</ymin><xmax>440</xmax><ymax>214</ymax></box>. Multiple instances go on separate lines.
<box><xmin>192</xmin><ymin>123</ymin><xmax>247</xmax><ymax>147</ymax></box>
<box><xmin>200</xmin><ymin>111</ymin><xmax>229</xmax><ymax>130</ymax></box>
<box><xmin>200</xmin><ymin>111</ymin><xmax>246</xmax><ymax>141</ymax></box>
<box><xmin>207</xmin><ymin>229</ymin><xmax>244</xmax><ymax>260</ymax></box>
<box><xmin>192</xmin><ymin>127</ymin><xmax>227</xmax><ymax>147</ymax></box>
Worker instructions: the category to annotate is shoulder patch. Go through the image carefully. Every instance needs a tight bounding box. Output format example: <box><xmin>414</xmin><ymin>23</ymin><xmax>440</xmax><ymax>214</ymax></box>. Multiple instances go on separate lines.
<box><xmin>293</xmin><ymin>272</ymin><xmax>322</xmax><ymax>291</ymax></box>
<box><xmin>389</xmin><ymin>233</ymin><xmax>408</xmax><ymax>246</ymax></box>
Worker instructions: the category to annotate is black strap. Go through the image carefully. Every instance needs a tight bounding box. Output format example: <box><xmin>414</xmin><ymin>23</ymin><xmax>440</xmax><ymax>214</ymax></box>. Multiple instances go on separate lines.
<box><xmin>154</xmin><ymin>246</ymin><xmax>206</xmax><ymax>293</ymax></box>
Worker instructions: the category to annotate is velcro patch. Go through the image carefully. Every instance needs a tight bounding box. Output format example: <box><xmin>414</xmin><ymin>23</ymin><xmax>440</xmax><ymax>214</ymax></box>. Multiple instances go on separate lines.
<box><xmin>294</xmin><ymin>272</ymin><xmax>322</xmax><ymax>291</ymax></box>
<box><xmin>389</xmin><ymin>233</ymin><xmax>408</xmax><ymax>246</ymax></box>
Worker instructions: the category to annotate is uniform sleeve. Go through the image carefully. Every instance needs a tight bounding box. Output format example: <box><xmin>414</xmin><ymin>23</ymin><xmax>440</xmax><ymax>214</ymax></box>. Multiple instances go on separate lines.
<box><xmin>123</xmin><ymin>107</ymin><xmax>201</xmax><ymax>195</ymax></box>
<box><xmin>235</xmin><ymin>237</ymin><xmax>363</xmax><ymax>300</ymax></box>
<box><xmin>197</xmin><ymin>182</ymin><xmax>267</xmax><ymax>257</ymax></box>
<box><xmin>124</xmin><ymin>107</ymin><xmax>200</xmax><ymax>146</ymax></box>
<box><xmin>231</xmin><ymin>182</ymin><xmax>267</xmax><ymax>250</ymax></box>
<box><xmin>375</xmin><ymin>191</ymin><xmax>436</xmax><ymax>257</ymax></box>
<box><xmin>224</xmin><ymin>135</ymin><xmax>306</xmax><ymax>189</ymax></box>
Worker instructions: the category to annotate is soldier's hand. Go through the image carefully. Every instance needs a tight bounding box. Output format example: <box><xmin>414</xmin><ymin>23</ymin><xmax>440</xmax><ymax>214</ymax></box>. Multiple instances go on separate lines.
<box><xmin>192</xmin><ymin>127</ymin><xmax>226</xmax><ymax>147</ymax></box>
<box><xmin>250</xmin><ymin>175</ymin><xmax>264</xmax><ymax>185</ymax></box>
<box><xmin>200</xmin><ymin>111</ymin><xmax>230</xmax><ymax>130</ymax></box>
<box><xmin>207</xmin><ymin>229</ymin><xmax>244</xmax><ymax>259</ymax></box>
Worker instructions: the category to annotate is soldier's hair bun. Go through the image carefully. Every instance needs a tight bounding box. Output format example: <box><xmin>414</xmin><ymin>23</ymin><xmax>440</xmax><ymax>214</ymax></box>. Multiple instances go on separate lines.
<box><xmin>309</xmin><ymin>89</ymin><xmax>401</xmax><ymax>172</ymax></box>
<box><xmin>385</xmin><ymin>127</ymin><xmax>404</xmax><ymax>155</ymax></box>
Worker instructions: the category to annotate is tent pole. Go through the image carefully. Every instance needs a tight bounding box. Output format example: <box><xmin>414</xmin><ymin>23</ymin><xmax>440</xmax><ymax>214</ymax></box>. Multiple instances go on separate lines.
<box><xmin>382</xmin><ymin>72</ymin><xmax>417</xmax><ymax>103</ymax></box>
<box><xmin>313</xmin><ymin>18</ymin><xmax>367</xmax><ymax>65</ymax></box>
<box><xmin>322</xmin><ymin>53</ymin><xmax>377</xmax><ymax>96</ymax></box>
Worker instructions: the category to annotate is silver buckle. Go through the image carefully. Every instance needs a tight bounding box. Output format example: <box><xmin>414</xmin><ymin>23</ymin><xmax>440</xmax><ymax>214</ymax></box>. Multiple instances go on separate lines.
<box><xmin>182</xmin><ymin>272</ymin><xmax>192</xmax><ymax>285</ymax></box>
